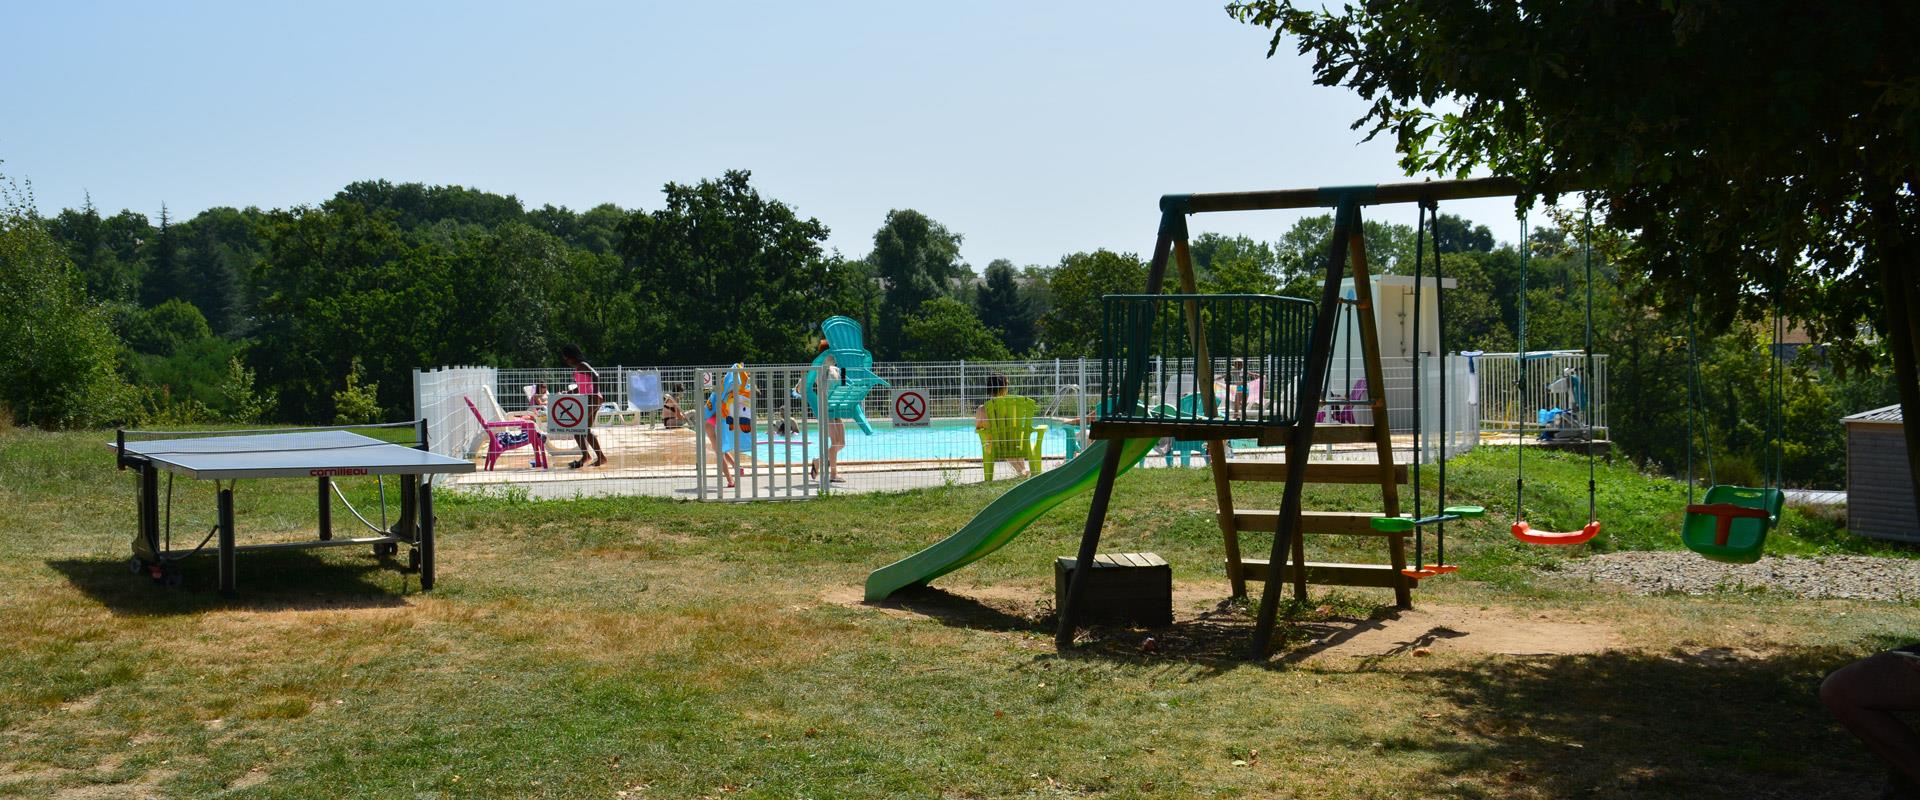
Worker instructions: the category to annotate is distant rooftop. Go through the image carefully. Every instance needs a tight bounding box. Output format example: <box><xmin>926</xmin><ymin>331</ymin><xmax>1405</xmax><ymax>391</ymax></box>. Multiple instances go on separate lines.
<box><xmin>1842</xmin><ymin>404</ymin><xmax>1904</xmax><ymax>424</ymax></box>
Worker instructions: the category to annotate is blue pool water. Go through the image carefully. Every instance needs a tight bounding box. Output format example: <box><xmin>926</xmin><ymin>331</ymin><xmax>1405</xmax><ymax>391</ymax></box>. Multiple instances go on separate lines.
<box><xmin>750</xmin><ymin>419</ymin><xmax>1079</xmax><ymax>462</ymax></box>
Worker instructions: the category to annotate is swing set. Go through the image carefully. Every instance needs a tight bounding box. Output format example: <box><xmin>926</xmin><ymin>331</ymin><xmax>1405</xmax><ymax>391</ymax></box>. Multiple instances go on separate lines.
<box><xmin>1508</xmin><ymin>205</ymin><xmax>1606</xmax><ymax>545</ymax></box>
<box><xmin>1364</xmin><ymin>199</ymin><xmax>1484</xmax><ymax>578</ymax></box>
<box><xmin>1055</xmin><ymin>175</ymin><xmax>1790</xmax><ymax>657</ymax></box>
<box><xmin>1371</xmin><ymin>200</ymin><xmax>1609</xmax><ymax>566</ymax></box>
<box><xmin>1676</xmin><ymin>262</ymin><xmax>1788</xmax><ymax>563</ymax></box>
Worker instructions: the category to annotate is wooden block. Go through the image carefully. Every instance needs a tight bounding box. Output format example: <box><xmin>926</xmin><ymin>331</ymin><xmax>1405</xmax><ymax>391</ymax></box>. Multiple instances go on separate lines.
<box><xmin>1232</xmin><ymin>558</ymin><xmax>1416</xmax><ymax>589</ymax></box>
<box><xmin>1056</xmin><ymin>552</ymin><xmax>1172</xmax><ymax>627</ymax></box>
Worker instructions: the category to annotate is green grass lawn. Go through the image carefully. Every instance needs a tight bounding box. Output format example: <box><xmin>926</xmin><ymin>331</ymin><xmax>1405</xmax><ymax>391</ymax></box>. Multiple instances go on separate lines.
<box><xmin>1</xmin><ymin>428</ymin><xmax>1915</xmax><ymax>798</ymax></box>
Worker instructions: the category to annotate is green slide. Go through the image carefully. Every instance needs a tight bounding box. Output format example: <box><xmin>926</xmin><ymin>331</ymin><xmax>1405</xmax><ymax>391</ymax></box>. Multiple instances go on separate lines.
<box><xmin>864</xmin><ymin>437</ymin><xmax>1159</xmax><ymax>601</ymax></box>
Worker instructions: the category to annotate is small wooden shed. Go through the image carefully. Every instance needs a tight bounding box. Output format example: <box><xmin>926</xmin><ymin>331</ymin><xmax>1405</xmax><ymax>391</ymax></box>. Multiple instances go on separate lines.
<box><xmin>1843</xmin><ymin>404</ymin><xmax>1919</xmax><ymax>542</ymax></box>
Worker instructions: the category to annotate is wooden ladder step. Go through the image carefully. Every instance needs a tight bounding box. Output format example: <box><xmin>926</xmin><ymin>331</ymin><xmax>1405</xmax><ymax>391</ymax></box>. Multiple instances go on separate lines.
<box><xmin>1223</xmin><ymin>462</ymin><xmax>1407</xmax><ymax>485</ymax></box>
<box><xmin>1306</xmin><ymin>424</ymin><xmax>1379</xmax><ymax>445</ymax></box>
<box><xmin>1250</xmin><ymin>423</ymin><xmax>1381</xmax><ymax>446</ymax></box>
<box><xmin>1229</xmin><ymin>510</ymin><xmax>1401</xmax><ymax>536</ymax></box>
<box><xmin>1231</xmin><ymin>558</ymin><xmax>1417</xmax><ymax>589</ymax></box>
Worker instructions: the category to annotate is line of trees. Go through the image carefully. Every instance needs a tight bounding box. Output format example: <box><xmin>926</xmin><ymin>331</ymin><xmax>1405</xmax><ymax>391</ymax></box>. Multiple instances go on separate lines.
<box><xmin>0</xmin><ymin>166</ymin><xmax>1897</xmax><ymax>487</ymax></box>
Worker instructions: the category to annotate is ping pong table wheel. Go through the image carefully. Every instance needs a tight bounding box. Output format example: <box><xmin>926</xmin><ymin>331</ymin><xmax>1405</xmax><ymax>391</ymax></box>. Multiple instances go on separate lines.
<box><xmin>128</xmin><ymin>556</ymin><xmax>145</xmax><ymax>575</ymax></box>
<box><xmin>374</xmin><ymin>542</ymin><xmax>399</xmax><ymax>558</ymax></box>
<box><xmin>158</xmin><ymin>564</ymin><xmax>184</xmax><ymax>588</ymax></box>
<box><xmin>407</xmin><ymin>548</ymin><xmax>422</xmax><ymax>571</ymax></box>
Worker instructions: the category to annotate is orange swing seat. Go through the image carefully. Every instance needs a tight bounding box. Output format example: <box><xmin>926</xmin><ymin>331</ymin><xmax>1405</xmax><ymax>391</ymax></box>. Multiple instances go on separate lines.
<box><xmin>1510</xmin><ymin>519</ymin><xmax>1601</xmax><ymax>546</ymax></box>
<box><xmin>1399</xmin><ymin>564</ymin><xmax>1460</xmax><ymax>579</ymax></box>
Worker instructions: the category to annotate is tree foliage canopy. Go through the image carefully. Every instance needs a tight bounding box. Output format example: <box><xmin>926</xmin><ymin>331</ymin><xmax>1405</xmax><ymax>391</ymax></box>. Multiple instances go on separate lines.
<box><xmin>1041</xmin><ymin>249</ymin><xmax>1146</xmax><ymax>358</ymax></box>
<box><xmin>974</xmin><ymin>259</ymin><xmax>1037</xmax><ymax>356</ymax></box>
<box><xmin>1232</xmin><ymin>0</ymin><xmax>1920</xmax><ymax>500</ymax></box>
<box><xmin>1231</xmin><ymin>0</ymin><xmax>1917</xmax><ymax>351</ymax></box>
<box><xmin>0</xmin><ymin>175</ymin><xmax>137</xmax><ymax>428</ymax></box>
<box><xmin>901</xmin><ymin>297</ymin><xmax>1012</xmax><ymax>362</ymax></box>
<box><xmin>869</xmin><ymin>210</ymin><xmax>966</xmax><ymax>358</ymax></box>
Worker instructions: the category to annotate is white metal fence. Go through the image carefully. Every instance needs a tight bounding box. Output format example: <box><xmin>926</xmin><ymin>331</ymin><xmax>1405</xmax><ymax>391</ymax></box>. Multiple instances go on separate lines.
<box><xmin>690</xmin><ymin>364</ymin><xmax>823</xmax><ymax>502</ymax></box>
<box><xmin>1471</xmin><ymin>352</ymin><xmax>1609</xmax><ymax>434</ymax></box>
<box><xmin>416</xmin><ymin>355</ymin><xmax>1555</xmax><ymax>500</ymax></box>
<box><xmin>413</xmin><ymin>365</ymin><xmax>498</xmax><ymax>462</ymax></box>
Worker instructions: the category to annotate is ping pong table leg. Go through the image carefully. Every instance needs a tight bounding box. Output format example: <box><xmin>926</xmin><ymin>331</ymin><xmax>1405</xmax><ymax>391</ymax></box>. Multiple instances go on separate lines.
<box><xmin>317</xmin><ymin>477</ymin><xmax>331</xmax><ymax>541</ymax></box>
<box><xmin>418</xmin><ymin>477</ymin><xmax>435</xmax><ymax>591</ymax></box>
<box><xmin>136</xmin><ymin>464</ymin><xmax>160</xmax><ymax>567</ymax></box>
<box><xmin>217</xmin><ymin>485</ymin><xmax>237</xmax><ymax>597</ymax></box>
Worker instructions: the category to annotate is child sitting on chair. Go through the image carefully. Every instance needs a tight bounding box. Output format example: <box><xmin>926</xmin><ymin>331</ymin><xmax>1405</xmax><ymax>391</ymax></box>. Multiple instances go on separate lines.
<box><xmin>974</xmin><ymin>373</ymin><xmax>1030</xmax><ymax>478</ymax></box>
<box><xmin>508</xmin><ymin>385</ymin><xmax>548</xmax><ymax>422</ymax></box>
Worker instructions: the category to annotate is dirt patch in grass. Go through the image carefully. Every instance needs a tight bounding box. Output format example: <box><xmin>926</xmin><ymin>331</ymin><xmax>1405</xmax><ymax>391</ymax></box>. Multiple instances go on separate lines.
<box><xmin>49</xmin><ymin>767</ymin><xmax>173</xmax><ymax>800</ymax></box>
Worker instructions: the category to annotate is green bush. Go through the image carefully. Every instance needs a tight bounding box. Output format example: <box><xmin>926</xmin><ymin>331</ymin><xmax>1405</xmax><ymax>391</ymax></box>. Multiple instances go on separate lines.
<box><xmin>332</xmin><ymin>358</ymin><xmax>382</xmax><ymax>424</ymax></box>
<box><xmin>0</xmin><ymin>174</ymin><xmax>138</xmax><ymax>428</ymax></box>
<box><xmin>219</xmin><ymin>356</ymin><xmax>276</xmax><ymax>423</ymax></box>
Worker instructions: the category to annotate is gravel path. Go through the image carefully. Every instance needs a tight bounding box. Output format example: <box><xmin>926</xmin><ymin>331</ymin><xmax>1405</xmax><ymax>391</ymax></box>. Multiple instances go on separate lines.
<box><xmin>1557</xmin><ymin>551</ymin><xmax>1920</xmax><ymax>603</ymax></box>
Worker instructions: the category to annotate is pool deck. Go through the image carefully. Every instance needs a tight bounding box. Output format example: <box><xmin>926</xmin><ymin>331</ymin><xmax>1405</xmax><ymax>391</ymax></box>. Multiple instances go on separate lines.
<box><xmin>444</xmin><ymin>430</ymin><xmax>1505</xmax><ymax>501</ymax></box>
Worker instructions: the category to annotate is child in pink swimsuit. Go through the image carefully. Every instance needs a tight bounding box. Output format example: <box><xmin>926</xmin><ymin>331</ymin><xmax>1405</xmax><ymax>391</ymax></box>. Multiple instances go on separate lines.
<box><xmin>558</xmin><ymin>344</ymin><xmax>607</xmax><ymax>468</ymax></box>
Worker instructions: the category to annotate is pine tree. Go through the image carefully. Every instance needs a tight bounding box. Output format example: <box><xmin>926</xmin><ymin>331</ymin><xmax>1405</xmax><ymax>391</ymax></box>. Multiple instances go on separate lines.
<box><xmin>973</xmin><ymin>259</ymin><xmax>1035</xmax><ymax>356</ymax></box>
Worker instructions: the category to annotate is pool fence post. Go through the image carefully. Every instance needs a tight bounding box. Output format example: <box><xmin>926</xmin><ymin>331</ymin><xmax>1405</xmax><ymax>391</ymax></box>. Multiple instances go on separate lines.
<box><xmin>959</xmin><ymin>361</ymin><xmax>967</xmax><ymax>417</ymax></box>
<box><xmin>1077</xmin><ymin>358</ymin><xmax>1087</xmax><ymax>423</ymax></box>
<box><xmin>695</xmin><ymin>368</ymin><xmax>708</xmax><ymax>500</ymax></box>
<box><xmin>411</xmin><ymin>368</ymin><xmax>424</xmax><ymax>441</ymax></box>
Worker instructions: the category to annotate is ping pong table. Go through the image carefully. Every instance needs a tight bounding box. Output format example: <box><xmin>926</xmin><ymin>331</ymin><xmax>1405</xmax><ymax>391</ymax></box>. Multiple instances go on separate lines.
<box><xmin>111</xmin><ymin>423</ymin><xmax>474</xmax><ymax>595</ymax></box>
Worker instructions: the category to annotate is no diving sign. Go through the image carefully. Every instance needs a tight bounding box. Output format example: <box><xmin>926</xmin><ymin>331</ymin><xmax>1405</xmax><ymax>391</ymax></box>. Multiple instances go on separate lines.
<box><xmin>547</xmin><ymin>393</ymin><xmax>591</xmax><ymax>435</ymax></box>
<box><xmin>891</xmin><ymin>388</ymin><xmax>930</xmax><ymax>428</ymax></box>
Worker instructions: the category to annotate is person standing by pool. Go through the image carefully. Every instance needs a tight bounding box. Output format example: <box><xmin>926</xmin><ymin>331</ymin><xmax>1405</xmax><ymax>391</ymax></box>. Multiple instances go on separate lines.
<box><xmin>802</xmin><ymin>339</ymin><xmax>847</xmax><ymax>483</ymax></box>
<box><xmin>1228</xmin><ymin>357</ymin><xmax>1260</xmax><ymax>420</ymax></box>
<box><xmin>704</xmin><ymin>364</ymin><xmax>752</xmax><ymax>488</ymax></box>
<box><xmin>558</xmin><ymin>344</ymin><xmax>607</xmax><ymax>469</ymax></box>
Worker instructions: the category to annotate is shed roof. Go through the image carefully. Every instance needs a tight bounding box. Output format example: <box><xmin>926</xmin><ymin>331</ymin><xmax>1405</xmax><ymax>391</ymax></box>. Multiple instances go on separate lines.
<box><xmin>1842</xmin><ymin>404</ymin><xmax>1904</xmax><ymax>425</ymax></box>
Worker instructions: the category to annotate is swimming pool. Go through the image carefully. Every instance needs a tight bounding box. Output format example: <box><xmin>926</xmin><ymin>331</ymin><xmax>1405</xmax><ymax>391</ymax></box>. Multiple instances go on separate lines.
<box><xmin>751</xmin><ymin>419</ymin><xmax>1080</xmax><ymax>462</ymax></box>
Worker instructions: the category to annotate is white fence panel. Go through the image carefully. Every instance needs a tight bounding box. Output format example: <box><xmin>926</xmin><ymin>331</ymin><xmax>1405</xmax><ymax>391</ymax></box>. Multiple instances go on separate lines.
<box><xmin>1473</xmin><ymin>352</ymin><xmax>1608</xmax><ymax>434</ymax></box>
<box><xmin>413</xmin><ymin>365</ymin><xmax>498</xmax><ymax>459</ymax></box>
<box><xmin>692</xmin><ymin>364</ymin><xmax>821</xmax><ymax>502</ymax></box>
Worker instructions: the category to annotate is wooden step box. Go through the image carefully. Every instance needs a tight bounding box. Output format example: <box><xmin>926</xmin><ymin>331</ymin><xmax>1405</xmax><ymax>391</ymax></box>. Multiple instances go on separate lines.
<box><xmin>1054</xmin><ymin>552</ymin><xmax>1173</xmax><ymax>627</ymax></box>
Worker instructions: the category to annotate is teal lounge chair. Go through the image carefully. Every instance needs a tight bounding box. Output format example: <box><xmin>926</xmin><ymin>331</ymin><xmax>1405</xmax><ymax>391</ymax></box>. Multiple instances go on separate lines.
<box><xmin>804</xmin><ymin>316</ymin><xmax>891</xmax><ymax>435</ymax></box>
<box><xmin>1161</xmin><ymin>392</ymin><xmax>1223</xmax><ymax>467</ymax></box>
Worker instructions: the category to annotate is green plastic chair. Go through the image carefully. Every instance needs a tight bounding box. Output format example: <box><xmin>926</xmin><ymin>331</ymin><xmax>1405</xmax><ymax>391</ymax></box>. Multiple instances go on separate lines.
<box><xmin>977</xmin><ymin>395</ymin><xmax>1046</xmax><ymax>480</ymax></box>
<box><xmin>1681</xmin><ymin>485</ymin><xmax>1783</xmax><ymax>564</ymax></box>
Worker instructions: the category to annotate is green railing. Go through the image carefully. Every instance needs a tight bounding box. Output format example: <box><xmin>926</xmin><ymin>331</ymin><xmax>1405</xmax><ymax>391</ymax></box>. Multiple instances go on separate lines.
<box><xmin>1098</xmin><ymin>294</ymin><xmax>1315</xmax><ymax>431</ymax></box>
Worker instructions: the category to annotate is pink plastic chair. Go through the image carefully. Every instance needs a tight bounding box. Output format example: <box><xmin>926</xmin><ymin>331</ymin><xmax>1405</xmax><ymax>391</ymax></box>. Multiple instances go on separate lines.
<box><xmin>1338</xmin><ymin>379</ymin><xmax>1367</xmax><ymax>424</ymax></box>
<box><xmin>1318</xmin><ymin>378</ymin><xmax>1366</xmax><ymax>424</ymax></box>
<box><xmin>464</xmin><ymin>396</ymin><xmax>547</xmax><ymax>471</ymax></box>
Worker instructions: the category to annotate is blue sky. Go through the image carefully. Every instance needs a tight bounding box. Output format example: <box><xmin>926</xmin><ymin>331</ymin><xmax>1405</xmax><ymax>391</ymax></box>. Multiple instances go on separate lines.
<box><xmin>2</xmin><ymin>1</ymin><xmax>1525</xmax><ymax>267</ymax></box>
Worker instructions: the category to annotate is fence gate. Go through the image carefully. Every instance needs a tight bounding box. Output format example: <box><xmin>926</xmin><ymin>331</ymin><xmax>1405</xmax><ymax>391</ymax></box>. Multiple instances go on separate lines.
<box><xmin>693</xmin><ymin>364</ymin><xmax>823</xmax><ymax>501</ymax></box>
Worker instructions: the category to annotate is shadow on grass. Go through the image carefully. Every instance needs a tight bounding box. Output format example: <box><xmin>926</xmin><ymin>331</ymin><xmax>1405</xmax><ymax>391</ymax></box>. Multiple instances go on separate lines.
<box><xmin>1395</xmin><ymin>646</ymin><xmax>1882</xmax><ymax>798</ymax></box>
<box><xmin>874</xmin><ymin>586</ymin><xmax>1044</xmax><ymax>633</ymax></box>
<box><xmin>47</xmin><ymin>550</ymin><xmax>416</xmax><ymax>615</ymax></box>
<box><xmin>876</xmin><ymin>585</ymin><xmax>1412</xmax><ymax>674</ymax></box>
